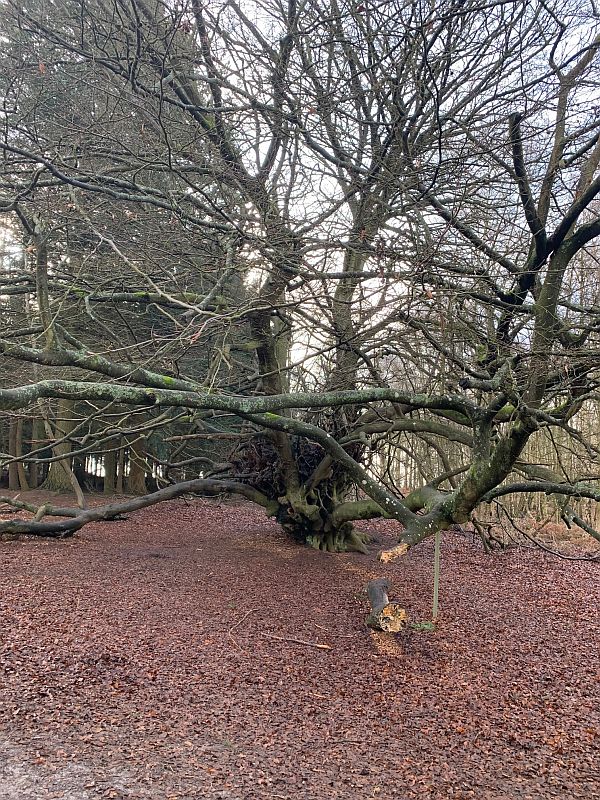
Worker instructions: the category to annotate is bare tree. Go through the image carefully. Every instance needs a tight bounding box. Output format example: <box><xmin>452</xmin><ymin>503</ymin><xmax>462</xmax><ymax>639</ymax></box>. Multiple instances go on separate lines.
<box><xmin>0</xmin><ymin>0</ymin><xmax>599</xmax><ymax>557</ymax></box>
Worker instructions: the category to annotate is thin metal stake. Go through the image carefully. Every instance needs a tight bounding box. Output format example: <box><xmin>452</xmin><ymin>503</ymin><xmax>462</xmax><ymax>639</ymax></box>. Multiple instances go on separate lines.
<box><xmin>432</xmin><ymin>530</ymin><xmax>441</xmax><ymax>621</ymax></box>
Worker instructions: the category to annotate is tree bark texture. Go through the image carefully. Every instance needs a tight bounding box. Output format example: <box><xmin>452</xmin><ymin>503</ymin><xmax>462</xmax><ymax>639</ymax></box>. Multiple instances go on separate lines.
<box><xmin>127</xmin><ymin>437</ymin><xmax>148</xmax><ymax>495</ymax></box>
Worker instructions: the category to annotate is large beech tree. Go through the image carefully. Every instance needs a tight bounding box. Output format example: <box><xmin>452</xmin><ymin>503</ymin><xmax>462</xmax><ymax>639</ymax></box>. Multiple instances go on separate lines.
<box><xmin>0</xmin><ymin>0</ymin><xmax>599</xmax><ymax>557</ymax></box>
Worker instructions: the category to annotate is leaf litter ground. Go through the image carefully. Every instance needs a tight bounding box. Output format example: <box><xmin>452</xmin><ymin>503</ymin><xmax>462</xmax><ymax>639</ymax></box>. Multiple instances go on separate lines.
<box><xmin>0</xmin><ymin>497</ymin><xmax>598</xmax><ymax>799</ymax></box>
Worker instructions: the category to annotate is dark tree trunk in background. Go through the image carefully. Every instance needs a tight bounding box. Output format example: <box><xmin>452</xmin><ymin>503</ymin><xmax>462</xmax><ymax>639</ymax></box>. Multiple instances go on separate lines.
<box><xmin>8</xmin><ymin>419</ymin><xmax>20</xmax><ymax>490</ymax></box>
<box><xmin>103</xmin><ymin>439</ymin><xmax>118</xmax><ymax>495</ymax></box>
<box><xmin>28</xmin><ymin>417</ymin><xmax>45</xmax><ymax>489</ymax></box>
<box><xmin>42</xmin><ymin>400</ymin><xmax>77</xmax><ymax>491</ymax></box>
<box><xmin>127</xmin><ymin>438</ymin><xmax>148</xmax><ymax>495</ymax></box>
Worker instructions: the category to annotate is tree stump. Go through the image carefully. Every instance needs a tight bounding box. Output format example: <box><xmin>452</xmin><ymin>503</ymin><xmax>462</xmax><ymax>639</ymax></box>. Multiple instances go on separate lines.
<box><xmin>365</xmin><ymin>578</ymin><xmax>407</xmax><ymax>633</ymax></box>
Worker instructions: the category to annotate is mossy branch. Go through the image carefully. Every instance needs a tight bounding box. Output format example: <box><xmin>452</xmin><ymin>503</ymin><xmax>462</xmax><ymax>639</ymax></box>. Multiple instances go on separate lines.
<box><xmin>0</xmin><ymin>479</ymin><xmax>276</xmax><ymax>538</ymax></box>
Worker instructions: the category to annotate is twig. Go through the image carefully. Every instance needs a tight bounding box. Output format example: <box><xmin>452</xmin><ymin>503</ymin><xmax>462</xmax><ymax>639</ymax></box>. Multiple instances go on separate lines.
<box><xmin>228</xmin><ymin>608</ymin><xmax>259</xmax><ymax>653</ymax></box>
<box><xmin>497</xmin><ymin>503</ymin><xmax>600</xmax><ymax>561</ymax></box>
<box><xmin>313</xmin><ymin>623</ymin><xmax>354</xmax><ymax>638</ymax></box>
<box><xmin>261</xmin><ymin>632</ymin><xmax>332</xmax><ymax>650</ymax></box>
<box><xmin>229</xmin><ymin>608</ymin><xmax>258</xmax><ymax>634</ymax></box>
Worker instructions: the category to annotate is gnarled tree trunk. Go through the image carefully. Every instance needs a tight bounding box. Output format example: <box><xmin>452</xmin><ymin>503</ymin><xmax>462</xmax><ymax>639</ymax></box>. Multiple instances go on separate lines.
<box><xmin>275</xmin><ymin>466</ymin><xmax>372</xmax><ymax>553</ymax></box>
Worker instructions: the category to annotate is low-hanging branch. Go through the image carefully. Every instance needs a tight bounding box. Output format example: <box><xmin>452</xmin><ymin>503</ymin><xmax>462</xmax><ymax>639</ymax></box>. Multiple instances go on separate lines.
<box><xmin>0</xmin><ymin>479</ymin><xmax>276</xmax><ymax>537</ymax></box>
<box><xmin>0</xmin><ymin>378</ymin><xmax>480</xmax><ymax>416</ymax></box>
<box><xmin>0</xmin><ymin>338</ymin><xmax>201</xmax><ymax>393</ymax></box>
<box><xmin>482</xmin><ymin>481</ymin><xmax>600</xmax><ymax>504</ymax></box>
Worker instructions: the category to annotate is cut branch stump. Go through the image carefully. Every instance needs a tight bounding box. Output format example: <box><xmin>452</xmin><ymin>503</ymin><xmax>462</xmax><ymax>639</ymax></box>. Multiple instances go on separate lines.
<box><xmin>365</xmin><ymin>578</ymin><xmax>407</xmax><ymax>633</ymax></box>
<box><xmin>378</xmin><ymin>542</ymin><xmax>409</xmax><ymax>563</ymax></box>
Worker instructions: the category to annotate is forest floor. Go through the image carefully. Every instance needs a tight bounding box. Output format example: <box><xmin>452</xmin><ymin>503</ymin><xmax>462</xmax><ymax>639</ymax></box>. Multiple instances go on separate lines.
<box><xmin>0</xmin><ymin>494</ymin><xmax>598</xmax><ymax>800</ymax></box>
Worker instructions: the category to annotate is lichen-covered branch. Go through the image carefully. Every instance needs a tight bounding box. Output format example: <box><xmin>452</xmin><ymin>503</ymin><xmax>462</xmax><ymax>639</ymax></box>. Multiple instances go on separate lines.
<box><xmin>0</xmin><ymin>479</ymin><xmax>276</xmax><ymax>538</ymax></box>
<box><xmin>0</xmin><ymin>379</ymin><xmax>478</xmax><ymax>417</ymax></box>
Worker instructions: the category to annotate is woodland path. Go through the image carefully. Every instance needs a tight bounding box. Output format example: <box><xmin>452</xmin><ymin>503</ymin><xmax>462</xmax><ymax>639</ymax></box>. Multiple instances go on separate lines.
<box><xmin>0</xmin><ymin>496</ymin><xmax>598</xmax><ymax>799</ymax></box>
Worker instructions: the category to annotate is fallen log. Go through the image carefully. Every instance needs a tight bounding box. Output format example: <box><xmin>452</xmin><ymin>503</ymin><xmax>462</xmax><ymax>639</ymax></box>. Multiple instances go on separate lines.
<box><xmin>365</xmin><ymin>578</ymin><xmax>407</xmax><ymax>633</ymax></box>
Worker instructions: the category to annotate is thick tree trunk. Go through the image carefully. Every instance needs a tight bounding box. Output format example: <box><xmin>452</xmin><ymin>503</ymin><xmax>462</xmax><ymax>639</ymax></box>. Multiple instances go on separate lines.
<box><xmin>41</xmin><ymin>400</ymin><xmax>83</xmax><ymax>505</ymax></box>
<box><xmin>103</xmin><ymin>440</ymin><xmax>118</xmax><ymax>494</ymax></box>
<box><xmin>127</xmin><ymin>438</ymin><xmax>148</xmax><ymax>495</ymax></box>
<box><xmin>365</xmin><ymin>578</ymin><xmax>407</xmax><ymax>632</ymax></box>
<box><xmin>303</xmin><ymin>521</ymin><xmax>369</xmax><ymax>553</ymax></box>
<box><xmin>28</xmin><ymin>417</ymin><xmax>45</xmax><ymax>489</ymax></box>
<box><xmin>8</xmin><ymin>420</ymin><xmax>19</xmax><ymax>490</ymax></box>
<box><xmin>15</xmin><ymin>419</ymin><xmax>29</xmax><ymax>490</ymax></box>
<box><xmin>116</xmin><ymin>446</ymin><xmax>125</xmax><ymax>494</ymax></box>
<box><xmin>275</xmin><ymin>485</ymin><xmax>370</xmax><ymax>554</ymax></box>
<box><xmin>8</xmin><ymin>418</ymin><xmax>29</xmax><ymax>490</ymax></box>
